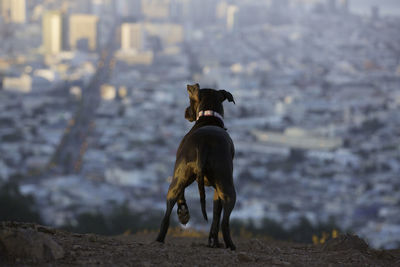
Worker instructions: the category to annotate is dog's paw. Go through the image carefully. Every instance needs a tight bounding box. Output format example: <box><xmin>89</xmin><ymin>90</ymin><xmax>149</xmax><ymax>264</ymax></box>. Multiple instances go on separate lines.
<box><xmin>208</xmin><ymin>237</ymin><xmax>221</xmax><ymax>248</ymax></box>
<box><xmin>226</xmin><ymin>243</ymin><xmax>236</xmax><ymax>251</ymax></box>
<box><xmin>177</xmin><ymin>204</ymin><xmax>190</xmax><ymax>225</ymax></box>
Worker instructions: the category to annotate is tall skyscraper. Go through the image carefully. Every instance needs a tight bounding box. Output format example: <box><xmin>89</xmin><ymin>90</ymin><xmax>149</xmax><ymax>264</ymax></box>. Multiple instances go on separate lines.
<box><xmin>226</xmin><ymin>5</ymin><xmax>238</xmax><ymax>32</ymax></box>
<box><xmin>42</xmin><ymin>11</ymin><xmax>63</xmax><ymax>54</ymax></box>
<box><xmin>1</xmin><ymin>0</ymin><xmax>26</xmax><ymax>24</ymax></box>
<box><xmin>69</xmin><ymin>14</ymin><xmax>99</xmax><ymax>52</ymax></box>
<box><xmin>121</xmin><ymin>23</ymin><xmax>146</xmax><ymax>51</ymax></box>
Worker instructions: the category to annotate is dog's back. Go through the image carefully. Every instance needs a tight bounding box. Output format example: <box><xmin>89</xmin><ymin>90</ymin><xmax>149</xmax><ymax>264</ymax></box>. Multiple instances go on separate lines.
<box><xmin>178</xmin><ymin>126</ymin><xmax>234</xmax><ymax>165</ymax></box>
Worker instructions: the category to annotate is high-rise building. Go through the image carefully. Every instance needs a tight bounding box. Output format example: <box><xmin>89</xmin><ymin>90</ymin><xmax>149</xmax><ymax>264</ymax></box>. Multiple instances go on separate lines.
<box><xmin>121</xmin><ymin>23</ymin><xmax>146</xmax><ymax>51</ymax></box>
<box><xmin>42</xmin><ymin>11</ymin><xmax>63</xmax><ymax>54</ymax></box>
<box><xmin>92</xmin><ymin>0</ymin><xmax>115</xmax><ymax>17</ymax></box>
<box><xmin>68</xmin><ymin>0</ymin><xmax>92</xmax><ymax>14</ymax></box>
<box><xmin>226</xmin><ymin>5</ymin><xmax>238</xmax><ymax>32</ymax></box>
<box><xmin>116</xmin><ymin>0</ymin><xmax>141</xmax><ymax>18</ymax></box>
<box><xmin>141</xmin><ymin>0</ymin><xmax>170</xmax><ymax>20</ymax></box>
<box><xmin>189</xmin><ymin>0</ymin><xmax>218</xmax><ymax>26</ymax></box>
<box><xmin>69</xmin><ymin>14</ymin><xmax>99</xmax><ymax>52</ymax></box>
<box><xmin>120</xmin><ymin>22</ymin><xmax>183</xmax><ymax>51</ymax></box>
<box><xmin>0</xmin><ymin>0</ymin><xmax>10</xmax><ymax>19</ymax></box>
<box><xmin>371</xmin><ymin>5</ymin><xmax>380</xmax><ymax>20</ymax></box>
<box><xmin>1</xmin><ymin>0</ymin><xmax>26</xmax><ymax>24</ymax></box>
<box><xmin>170</xmin><ymin>0</ymin><xmax>190</xmax><ymax>23</ymax></box>
<box><xmin>144</xmin><ymin>23</ymin><xmax>183</xmax><ymax>46</ymax></box>
<box><xmin>216</xmin><ymin>1</ymin><xmax>228</xmax><ymax>20</ymax></box>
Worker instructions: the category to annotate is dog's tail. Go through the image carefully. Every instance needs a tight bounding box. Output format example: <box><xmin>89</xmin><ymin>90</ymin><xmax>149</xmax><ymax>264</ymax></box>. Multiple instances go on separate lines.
<box><xmin>197</xmin><ymin>147</ymin><xmax>208</xmax><ymax>222</ymax></box>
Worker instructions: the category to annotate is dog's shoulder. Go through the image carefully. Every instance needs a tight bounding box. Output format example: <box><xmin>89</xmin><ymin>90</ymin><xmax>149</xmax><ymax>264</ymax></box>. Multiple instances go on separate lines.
<box><xmin>192</xmin><ymin>125</ymin><xmax>231</xmax><ymax>138</ymax></box>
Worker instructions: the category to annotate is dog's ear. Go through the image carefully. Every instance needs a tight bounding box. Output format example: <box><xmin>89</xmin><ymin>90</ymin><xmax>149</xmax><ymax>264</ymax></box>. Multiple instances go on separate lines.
<box><xmin>187</xmin><ymin>83</ymin><xmax>200</xmax><ymax>102</ymax></box>
<box><xmin>219</xmin><ymin>90</ymin><xmax>235</xmax><ymax>104</ymax></box>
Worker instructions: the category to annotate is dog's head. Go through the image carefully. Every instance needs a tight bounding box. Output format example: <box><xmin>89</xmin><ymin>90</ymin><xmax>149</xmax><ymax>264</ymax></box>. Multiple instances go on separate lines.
<box><xmin>185</xmin><ymin>83</ymin><xmax>235</xmax><ymax>122</ymax></box>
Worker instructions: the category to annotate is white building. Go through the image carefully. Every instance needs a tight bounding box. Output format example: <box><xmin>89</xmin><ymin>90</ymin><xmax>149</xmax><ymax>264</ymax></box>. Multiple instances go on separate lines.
<box><xmin>42</xmin><ymin>11</ymin><xmax>64</xmax><ymax>54</ymax></box>
<box><xmin>69</xmin><ymin>14</ymin><xmax>99</xmax><ymax>52</ymax></box>
<box><xmin>0</xmin><ymin>0</ymin><xmax>26</xmax><ymax>24</ymax></box>
<box><xmin>121</xmin><ymin>23</ymin><xmax>146</xmax><ymax>52</ymax></box>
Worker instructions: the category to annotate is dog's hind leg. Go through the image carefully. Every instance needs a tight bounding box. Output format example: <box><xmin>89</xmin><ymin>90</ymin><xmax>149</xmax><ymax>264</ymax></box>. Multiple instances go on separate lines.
<box><xmin>219</xmin><ymin>187</ymin><xmax>236</xmax><ymax>250</ymax></box>
<box><xmin>177</xmin><ymin>190</ymin><xmax>190</xmax><ymax>225</ymax></box>
<box><xmin>208</xmin><ymin>190</ymin><xmax>222</xmax><ymax>248</ymax></box>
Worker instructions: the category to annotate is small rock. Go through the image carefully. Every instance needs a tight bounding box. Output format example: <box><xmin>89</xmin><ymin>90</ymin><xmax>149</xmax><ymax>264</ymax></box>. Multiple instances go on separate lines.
<box><xmin>167</xmin><ymin>252</ymin><xmax>174</xmax><ymax>259</ymax></box>
<box><xmin>72</xmin><ymin>245</ymin><xmax>82</xmax><ymax>250</ymax></box>
<box><xmin>36</xmin><ymin>226</ymin><xmax>56</xmax><ymax>235</ymax></box>
<box><xmin>373</xmin><ymin>250</ymin><xmax>395</xmax><ymax>260</ymax></box>
<box><xmin>237</xmin><ymin>252</ymin><xmax>252</xmax><ymax>262</ymax></box>
<box><xmin>322</xmin><ymin>234</ymin><xmax>369</xmax><ymax>253</ymax></box>
<box><xmin>250</xmin><ymin>238</ymin><xmax>264</xmax><ymax>249</ymax></box>
<box><xmin>72</xmin><ymin>233</ymin><xmax>83</xmax><ymax>238</ymax></box>
<box><xmin>88</xmin><ymin>235</ymin><xmax>97</xmax><ymax>242</ymax></box>
<box><xmin>0</xmin><ymin>228</ymin><xmax>64</xmax><ymax>262</ymax></box>
<box><xmin>271</xmin><ymin>258</ymin><xmax>291</xmax><ymax>266</ymax></box>
<box><xmin>273</xmin><ymin>247</ymin><xmax>282</xmax><ymax>253</ymax></box>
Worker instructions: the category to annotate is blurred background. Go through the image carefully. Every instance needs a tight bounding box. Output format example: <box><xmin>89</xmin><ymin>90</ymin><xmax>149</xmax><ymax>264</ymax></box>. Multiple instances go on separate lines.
<box><xmin>0</xmin><ymin>0</ymin><xmax>399</xmax><ymax>249</ymax></box>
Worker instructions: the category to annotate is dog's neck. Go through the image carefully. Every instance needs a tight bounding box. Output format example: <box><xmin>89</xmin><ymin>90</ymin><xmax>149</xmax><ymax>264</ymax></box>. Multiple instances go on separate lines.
<box><xmin>196</xmin><ymin>110</ymin><xmax>223</xmax><ymax>121</ymax></box>
<box><xmin>195</xmin><ymin>110</ymin><xmax>226</xmax><ymax>130</ymax></box>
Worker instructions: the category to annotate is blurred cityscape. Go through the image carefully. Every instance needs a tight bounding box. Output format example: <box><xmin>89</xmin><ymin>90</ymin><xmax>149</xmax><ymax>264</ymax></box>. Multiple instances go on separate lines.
<box><xmin>0</xmin><ymin>0</ymin><xmax>399</xmax><ymax>249</ymax></box>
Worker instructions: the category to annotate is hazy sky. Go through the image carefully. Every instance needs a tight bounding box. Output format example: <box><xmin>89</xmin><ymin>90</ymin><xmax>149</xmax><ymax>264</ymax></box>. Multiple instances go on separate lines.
<box><xmin>349</xmin><ymin>0</ymin><xmax>400</xmax><ymax>15</ymax></box>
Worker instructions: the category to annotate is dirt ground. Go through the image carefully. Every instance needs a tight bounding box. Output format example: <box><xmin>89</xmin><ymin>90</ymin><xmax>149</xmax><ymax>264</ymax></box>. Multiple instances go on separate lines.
<box><xmin>1</xmin><ymin>221</ymin><xmax>399</xmax><ymax>266</ymax></box>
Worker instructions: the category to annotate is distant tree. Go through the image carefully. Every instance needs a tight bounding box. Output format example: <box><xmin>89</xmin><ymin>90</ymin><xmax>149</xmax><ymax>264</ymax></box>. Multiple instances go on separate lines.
<box><xmin>0</xmin><ymin>73</ymin><xmax>3</xmax><ymax>90</ymax></box>
<box><xmin>63</xmin><ymin>202</ymin><xmax>170</xmax><ymax>235</ymax></box>
<box><xmin>361</xmin><ymin>118</ymin><xmax>383</xmax><ymax>135</ymax></box>
<box><xmin>288</xmin><ymin>149</ymin><xmax>306</xmax><ymax>163</ymax></box>
<box><xmin>231</xmin><ymin>216</ymin><xmax>342</xmax><ymax>244</ymax></box>
<box><xmin>0</xmin><ymin>181</ymin><xmax>42</xmax><ymax>224</ymax></box>
<box><xmin>288</xmin><ymin>217</ymin><xmax>315</xmax><ymax>243</ymax></box>
<box><xmin>65</xmin><ymin>213</ymin><xmax>110</xmax><ymax>235</ymax></box>
<box><xmin>259</xmin><ymin>217</ymin><xmax>290</xmax><ymax>240</ymax></box>
<box><xmin>231</xmin><ymin>217</ymin><xmax>289</xmax><ymax>240</ymax></box>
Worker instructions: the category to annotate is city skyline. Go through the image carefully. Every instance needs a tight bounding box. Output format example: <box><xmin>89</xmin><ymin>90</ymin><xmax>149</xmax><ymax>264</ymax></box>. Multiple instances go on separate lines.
<box><xmin>0</xmin><ymin>0</ymin><xmax>399</xmax><ymax>250</ymax></box>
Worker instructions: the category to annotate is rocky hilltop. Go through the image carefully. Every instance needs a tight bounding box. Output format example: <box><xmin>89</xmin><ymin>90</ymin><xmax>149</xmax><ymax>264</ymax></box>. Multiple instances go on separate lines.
<box><xmin>0</xmin><ymin>221</ymin><xmax>399</xmax><ymax>266</ymax></box>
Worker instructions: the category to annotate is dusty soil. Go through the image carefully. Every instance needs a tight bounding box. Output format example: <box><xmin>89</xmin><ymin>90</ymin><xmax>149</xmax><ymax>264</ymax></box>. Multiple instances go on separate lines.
<box><xmin>1</xmin><ymin>221</ymin><xmax>399</xmax><ymax>266</ymax></box>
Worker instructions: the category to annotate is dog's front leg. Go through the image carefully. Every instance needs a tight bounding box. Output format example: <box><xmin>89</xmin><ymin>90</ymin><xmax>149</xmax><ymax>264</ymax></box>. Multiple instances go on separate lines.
<box><xmin>156</xmin><ymin>197</ymin><xmax>177</xmax><ymax>243</ymax></box>
<box><xmin>156</xmin><ymin>176</ymin><xmax>186</xmax><ymax>242</ymax></box>
<box><xmin>208</xmin><ymin>190</ymin><xmax>222</xmax><ymax>248</ymax></box>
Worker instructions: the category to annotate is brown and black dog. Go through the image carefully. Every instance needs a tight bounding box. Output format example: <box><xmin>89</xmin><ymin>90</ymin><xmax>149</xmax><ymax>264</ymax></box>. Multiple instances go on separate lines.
<box><xmin>156</xmin><ymin>83</ymin><xmax>237</xmax><ymax>250</ymax></box>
